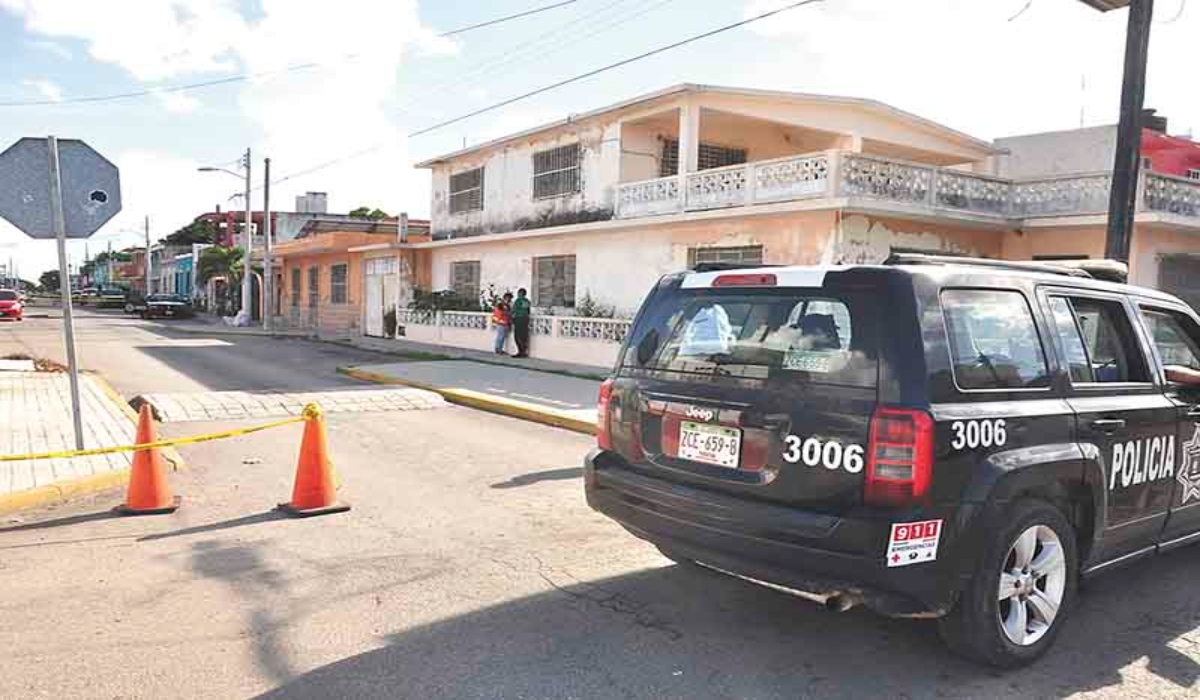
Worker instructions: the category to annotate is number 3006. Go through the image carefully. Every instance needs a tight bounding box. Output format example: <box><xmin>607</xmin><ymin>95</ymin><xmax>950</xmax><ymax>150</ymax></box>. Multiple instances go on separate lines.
<box><xmin>950</xmin><ymin>419</ymin><xmax>1007</xmax><ymax>450</ymax></box>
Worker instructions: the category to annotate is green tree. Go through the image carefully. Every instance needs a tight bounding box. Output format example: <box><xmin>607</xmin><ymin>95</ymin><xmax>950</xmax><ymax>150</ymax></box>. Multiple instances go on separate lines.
<box><xmin>39</xmin><ymin>270</ymin><xmax>60</xmax><ymax>292</ymax></box>
<box><xmin>349</xmin><ymin>206</ymin><xmax>389</xmax><ymax>221</ymax></box>
<box><xmin>161</xmin><ymin>219</ymin><xmax>216</xmax><ymax>246</ymax></box>
<box><xmin>196</xmin><ymin>246</ymin><xmax>245</xmax><ymax>285</ymax></box>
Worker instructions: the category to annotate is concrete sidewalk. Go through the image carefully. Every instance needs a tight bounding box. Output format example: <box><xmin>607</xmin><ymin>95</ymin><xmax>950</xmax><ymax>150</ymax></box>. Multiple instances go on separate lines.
<box><xmin>150</xmin><ymin>316</ymin><xmax>310</xmax><ymax>338</ymax></box>
<box><xmin>341</xmin><ymin>360</ymin><xmax>602</xmax><ymax>434</ymax></box>
<box><xmin>348</xmin><ymin>335</ymin><xmax>610</xmax><ymax>380</ymax></box>
<box><xmin>0</xmin><ymin>371</ymin><xmax>139</xmax><ymax>513</ymax></box>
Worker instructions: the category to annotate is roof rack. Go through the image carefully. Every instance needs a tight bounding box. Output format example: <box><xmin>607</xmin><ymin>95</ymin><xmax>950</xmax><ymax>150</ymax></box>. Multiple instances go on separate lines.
<box><xmin>1049</xmin><ymin>258</ymin><xmax>1129</xmax><ymax>283</ymax></box>
<box><xmin>690</xmin><ymin>262</ymin><xmax>779</xmax><ymax>273</ymax></box>
<box><xmin>884</xmin><ymin>253</ymin><xmax>1094</xmax><ymax>279</ymax></box>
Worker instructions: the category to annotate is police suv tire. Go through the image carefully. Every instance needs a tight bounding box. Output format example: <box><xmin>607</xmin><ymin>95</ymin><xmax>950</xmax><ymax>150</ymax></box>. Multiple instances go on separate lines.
<box><xmin>937</xmin><ymin>499</ymin><xmax>1078</xmax><ymax>668</ymax></box>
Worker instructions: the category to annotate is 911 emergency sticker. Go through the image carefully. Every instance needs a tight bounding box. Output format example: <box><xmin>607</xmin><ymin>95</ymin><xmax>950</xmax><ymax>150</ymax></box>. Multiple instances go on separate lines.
<box><xmin>886</xmin><ymin>519</ymin><xmax>943</xmax><ymax>568</ymax></box>
<box><xmin>782</xmin><ymin>436</ymin><xmax>864</xmax><ymax>473</ymax></box>
<box><xmin>950</xmin><ymin>419</ymin><xmax>1007</xmax><ymax>450</ymax></box>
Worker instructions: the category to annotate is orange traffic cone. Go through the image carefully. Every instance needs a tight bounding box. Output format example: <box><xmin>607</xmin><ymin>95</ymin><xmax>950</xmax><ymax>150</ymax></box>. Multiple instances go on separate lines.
<box><xmin>278</xmin><ymin>404</ymin><xmax>349</xmax><ymax>517</ymax></box>
<box><xmin>115</xmin><ymin>404</ymin><xmax>180</xmax><ymax>516</ymax></box>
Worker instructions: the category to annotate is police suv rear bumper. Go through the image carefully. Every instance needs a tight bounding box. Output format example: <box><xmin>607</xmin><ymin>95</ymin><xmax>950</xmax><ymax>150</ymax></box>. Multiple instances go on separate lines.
<box><xmin>585</xmin><ymin>449</ymin><xmax>969</xmax><ymax>617</ymax></box>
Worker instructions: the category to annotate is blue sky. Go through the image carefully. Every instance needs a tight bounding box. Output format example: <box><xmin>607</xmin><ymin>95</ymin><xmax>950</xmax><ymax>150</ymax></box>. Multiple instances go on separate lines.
<box><xmin>0</xmin><ymin>0</ymin><xmax>1195</xmax><ymax>278</ymax></box>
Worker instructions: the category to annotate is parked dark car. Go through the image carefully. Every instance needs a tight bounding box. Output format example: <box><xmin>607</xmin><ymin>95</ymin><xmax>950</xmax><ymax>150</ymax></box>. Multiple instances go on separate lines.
<box><xmin>124</xmin><ymin>290</ymin><xmax>147</xmax><ymax>314</ymax></box>
<box><xmin>95</xmin><ymin>287</ymin><xmax>128</xmax><ymax>309</ymax></box>
<box><xmin>586</xmin><ymin>254</ymin><xmax>1200</xmax><ymax>667</ymax></box>
<box><xmin>140</xmin><ymin>294</ymin><xmax>194</xmax><ymax>319</ymax></box>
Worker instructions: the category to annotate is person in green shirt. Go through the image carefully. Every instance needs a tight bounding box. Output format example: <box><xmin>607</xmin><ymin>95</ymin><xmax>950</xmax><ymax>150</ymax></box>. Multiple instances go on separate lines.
<box><xmin>512</xmin><ymin>287</ymin><xmax>532</xmax><ymax>358</ymax></box>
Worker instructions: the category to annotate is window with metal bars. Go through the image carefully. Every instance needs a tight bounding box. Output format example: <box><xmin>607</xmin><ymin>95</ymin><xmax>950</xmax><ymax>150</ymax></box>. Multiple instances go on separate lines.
<box><xmin>330</xmin><ymin>264</ymin><xmax>348</xmax><ymax>304</ymax></box>
<box><xmin>307</xmin><ymin>266</ymin><xmax>319</xmax><ymax>308</ymax></box>
<box><xmin>451</xmin><ymin>261</ymin><xmax>481</xmax><ymax>300</ymax></box>
<box><xmin>687</xmin><ymin>245</ymin><xmax>764</xmax><ymax>269</ymax></box>
<box><xmin>659</xmin><ymin>139</ymin><xmax>747</xmax><ymax>177</ymax></box>
<box><xmin>449</xmin><ymin>168</ymin><xmax>484</xmax><ymax>213</ymax></box>
<box><xmin>290</xmin><ymin>268</ymin><xmax>301</xmax><ymax>308</ymax></box>
<box><xmin>532</xmin><ymin>144</ymin><xmax>581</xmax><ymax>199</ymax></box>
<box><xmin>533</xmin><ymin>255</ymin><xmax>576</xmax><ymax>307</ymax></box>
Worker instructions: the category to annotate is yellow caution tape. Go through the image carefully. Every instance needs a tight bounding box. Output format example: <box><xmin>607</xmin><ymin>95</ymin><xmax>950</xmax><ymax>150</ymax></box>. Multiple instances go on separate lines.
<box><xmin>0</xmin><ymin>403</ymin><xmax>322</xmax><ymax>463</ymax></box>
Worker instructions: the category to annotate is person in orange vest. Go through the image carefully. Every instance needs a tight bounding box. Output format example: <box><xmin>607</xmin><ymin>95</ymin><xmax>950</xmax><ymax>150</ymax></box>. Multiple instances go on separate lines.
<box><xmin>492</xmin><ymin>292</ymin><xmax>513</xmax><ymax>354</ymax></box>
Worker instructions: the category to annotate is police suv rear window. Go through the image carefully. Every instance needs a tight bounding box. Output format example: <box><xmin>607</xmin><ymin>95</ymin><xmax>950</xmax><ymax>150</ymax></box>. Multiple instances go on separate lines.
<box><xmin>941</xmin><ymin>289</ymin><xmax>1050</xmax><ymax>391</ymax></box>
<box><xmin>630</xmin><ymin>290</ymin><xmax>878</xmax><ymax>387</ymax></box>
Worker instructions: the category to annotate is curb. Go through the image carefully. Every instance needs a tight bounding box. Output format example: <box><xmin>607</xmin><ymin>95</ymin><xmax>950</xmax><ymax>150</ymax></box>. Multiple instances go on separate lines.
<box><xmin>0</xmin><ymin>373</ymin><xmax>190</xmax><ymax>516</ymax></box>
<box><xmin>337</xmin><ymin>339</ymin><xmax>610</xmax><ymax>382</ymax></box>
<box><xmin>0</xmin><ymin>469</ymin><xmax>131</xmax><ymax>516</ymax></box>
<box><xmin>87</xmin><ymin>372</ymin><xmax>188</xmax><ymax>474</ymax></box>
<box><xmin>337</xmin><ymin>366</ymin><xmax>597</xmax><ymax>436</ymax></box>
<box><xmin>152</xmin><ymin>323</ymin><xmax>309</xmax><ymax>338</ymax></box>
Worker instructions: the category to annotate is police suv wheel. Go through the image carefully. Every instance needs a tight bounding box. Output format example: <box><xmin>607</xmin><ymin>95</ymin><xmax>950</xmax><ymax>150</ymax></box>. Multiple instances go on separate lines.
<box><xmin>938</xmin><ymin>499</ymin><xmax>1078</xmax><ymax>667</ymax></box>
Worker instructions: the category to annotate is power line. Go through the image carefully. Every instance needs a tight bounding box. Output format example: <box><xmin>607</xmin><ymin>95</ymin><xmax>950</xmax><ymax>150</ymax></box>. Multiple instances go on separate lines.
<box><xmin>438</xmin><ymin>0</ymin><xmax>579</xmax><ymax>37</ymax></box>
<box><xmin>396</xmin><ymin>0</ymin><xmax>680</xmax><ymax>121</ymax></box>
<box><xmin>0</xmin><ymin>57</ymin><xmax>345</xmax><ymax>108</ymax></box>
<box><xmin>1007</xmin><ymin>0</ymin><xmax>1034</xmax><ymax>22</ymax></box>
<box><xmin>262</xmin><ymin>0</ymin><xmax>824</xmax><ymax>189</ymax></box>
<box><xmin>0</xmin><ymin>3</ymin><xmax>580</xmax><ymax>108</ymax></box>
<box><xmin>409</xmin><ymin>0</ymin><xmax>823</xmax><ymax>138</ymax></box>
<box><xmin>397</xmin><ymin>0</ymin><xmax>644</xmax><ymax>113</ymax></box>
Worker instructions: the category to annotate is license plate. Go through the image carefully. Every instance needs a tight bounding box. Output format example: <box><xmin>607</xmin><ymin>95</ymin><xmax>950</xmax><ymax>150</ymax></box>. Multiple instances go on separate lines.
<box><xmin>678</xmin><ymin>421</ymin><xmax>741</xmax><ymax>468</ymax></box>
<box><xmin>165</xmin><ymin>309</ymin><xmax>174</xmax><ymax>316</ymax></box>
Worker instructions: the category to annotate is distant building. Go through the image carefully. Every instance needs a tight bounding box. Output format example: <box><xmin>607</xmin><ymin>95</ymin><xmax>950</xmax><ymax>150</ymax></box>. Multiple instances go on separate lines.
<box><xmin>294</xmin><ymin>192</ymin><xmax>328</xmax><ymax>214</ymax></box>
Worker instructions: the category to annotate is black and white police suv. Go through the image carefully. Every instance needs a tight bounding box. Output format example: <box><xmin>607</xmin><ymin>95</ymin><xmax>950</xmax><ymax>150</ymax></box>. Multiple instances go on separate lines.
<box><xmin>585</xmin><ymin>254</ymin><xmax>1200</xmax><ymax>667</ymax></box>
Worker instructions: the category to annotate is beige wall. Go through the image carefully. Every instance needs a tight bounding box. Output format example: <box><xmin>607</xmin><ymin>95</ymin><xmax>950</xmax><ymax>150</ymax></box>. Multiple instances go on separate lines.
<box><xmin>427</xmin><ymin>88</ymin><xmax>997</xmax><ymax>237</ymax></box>
<box><xmin>1000</xmin><ymin>227</ymin><xmax>1106</xmax><ymax>261</ymax></box>
<box><xmin>420</xmin><ymin>211</ymin><xmax>1009</xmax><ymax>314</ymax></box>
<box><xmin>1129</xmin><ymin>226</ymin><xmax>1200</xmax><ymax>289</ymax></box>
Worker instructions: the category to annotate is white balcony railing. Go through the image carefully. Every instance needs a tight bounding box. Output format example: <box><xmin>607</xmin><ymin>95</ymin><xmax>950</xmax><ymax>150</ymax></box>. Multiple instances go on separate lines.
<box><xmin>614</xmin><ymin>149</ymin><xmax>1200</xmax><ymax>223</ymax></box>
<box><xmin>1010</xmin><ymin>173</ymin><xmax>1112</xmax><ymax>217</ymax></box>
<box><xmin>1144</xmin><ymin>172</ymin><xmax>1200</xmax><ymax>218</ymax></box>
<box><xmin>616</xmin><ymin>152</ymin><xmax>830</xmax><ymax>219</ymax></box>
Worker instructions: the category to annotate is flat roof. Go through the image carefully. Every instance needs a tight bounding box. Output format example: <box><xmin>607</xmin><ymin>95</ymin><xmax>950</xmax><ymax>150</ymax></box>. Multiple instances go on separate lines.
<box><xmin>414</xmin><ymin>83</ymin><xmax>1001</xmax><ymax>168</ymax></box>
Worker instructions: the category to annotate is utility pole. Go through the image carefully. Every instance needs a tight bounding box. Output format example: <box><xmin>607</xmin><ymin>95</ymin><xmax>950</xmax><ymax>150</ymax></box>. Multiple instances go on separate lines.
<box><xmin>263</xmin><ymin>157</ymin><xmax>273</xmax><ymax>332</ymax></box>
<box><xmin>107</xmin><ymin>240</ymin><xmax>113</xmax><ymax>285</ymax></box>
<box><xmin>1104</xmin><ymin>0</ymin><xmax>1154</xmax><ymax>262</ymax></box>
<box><xmin>144</xmin><ymin>215</ymin><xmax>151</xmax><ymax>295</ymax></box>
<box><xmin>240</xmin><ymin>148</ymin><xmax>253</xmax><ymax>325</ymax></box>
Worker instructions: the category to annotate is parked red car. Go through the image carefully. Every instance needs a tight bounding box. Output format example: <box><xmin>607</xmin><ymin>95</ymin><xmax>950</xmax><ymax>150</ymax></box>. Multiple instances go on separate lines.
<box><xmin>0</xmin><ymin>289</ymin><xmax>23</xmax><ymax>321</ymax></box>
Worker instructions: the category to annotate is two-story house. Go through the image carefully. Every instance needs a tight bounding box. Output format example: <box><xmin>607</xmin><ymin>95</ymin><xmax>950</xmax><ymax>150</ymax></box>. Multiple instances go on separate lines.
<box><xmin>408</xmin><ymin>83</ymin><xmax>1200</xmax><ymax>317</ymax></box>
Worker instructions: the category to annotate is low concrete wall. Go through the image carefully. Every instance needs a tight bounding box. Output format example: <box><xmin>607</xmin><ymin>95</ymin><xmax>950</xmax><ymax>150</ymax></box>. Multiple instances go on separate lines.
<box><xmin>393</xmin><ymin>311</ymin><xmax>628</xmax><ymax>368</ymax></box>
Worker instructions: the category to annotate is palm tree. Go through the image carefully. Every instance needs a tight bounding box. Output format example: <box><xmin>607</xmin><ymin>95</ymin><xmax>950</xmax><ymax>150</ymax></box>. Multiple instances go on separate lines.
<box><xmin>196</xmin><ymin>247</ymin><xmax>244</xmax><ymax>315</ymax></box>
<box><xmin>197</xmin><ymin>246</ymin><xmax>244</xmax><ymax>285</ymax></box>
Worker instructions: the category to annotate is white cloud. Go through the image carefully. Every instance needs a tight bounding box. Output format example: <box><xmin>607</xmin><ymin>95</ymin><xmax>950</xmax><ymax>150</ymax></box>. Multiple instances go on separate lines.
<box><xmin>739</xmin><ymin>0</ymin><xmax>1199</xmax><ymax>140</ymax></box>
<box><xmin>3</xmin><ymin>0</ymin><xmax>452</xmax><ymax>222</ymax></box>
<box><xmin>26</xmin><ymin>39</ymin><xmax>71</xmax><ymax>60</ymax></box>
<box><xmin>1</xmin><ymin>0</ymin><xmax>244</xmax><ymax>81</ymax></box>
<box><xmin>22</xmin><ymin>78</ymin><xmax>62</xmax><ymax>102</ymax></box>
<box><xmin>155</xmin><ymin>90</ymin><xmax>201</xmax><ymax>114</ymax></box>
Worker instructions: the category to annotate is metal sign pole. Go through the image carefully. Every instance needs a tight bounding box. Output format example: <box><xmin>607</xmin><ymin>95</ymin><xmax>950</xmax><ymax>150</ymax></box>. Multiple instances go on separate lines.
<box><xmin>47</xmin><ymin>135</ymin><xmax>85</xmax><ymax>450</ymax></box>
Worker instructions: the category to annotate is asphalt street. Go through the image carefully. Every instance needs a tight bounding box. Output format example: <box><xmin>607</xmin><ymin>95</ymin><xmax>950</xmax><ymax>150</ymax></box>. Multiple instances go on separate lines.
<box><xmin>2</xmin><ymin>311</ymin><xmax>1200</xmax><ymax>698</ymax></box>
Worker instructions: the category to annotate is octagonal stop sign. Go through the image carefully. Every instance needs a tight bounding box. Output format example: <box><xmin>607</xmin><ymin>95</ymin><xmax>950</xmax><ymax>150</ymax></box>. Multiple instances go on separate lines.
<box><xmin>0</xmin><ymin>137</ymin><xmax>122</xmax><ymax>239</ymax></box>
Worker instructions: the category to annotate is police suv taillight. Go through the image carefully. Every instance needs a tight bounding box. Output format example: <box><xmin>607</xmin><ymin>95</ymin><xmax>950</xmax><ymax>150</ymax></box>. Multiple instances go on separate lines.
<box><xmin>865</xmin><ymin>407</ymin><xmax>934</xmax><ymax>507</ymax></box>
<box><xmin>597</xmin><ymin>378</ymin><xmax>615</xmax><ymax>450</ymax></box>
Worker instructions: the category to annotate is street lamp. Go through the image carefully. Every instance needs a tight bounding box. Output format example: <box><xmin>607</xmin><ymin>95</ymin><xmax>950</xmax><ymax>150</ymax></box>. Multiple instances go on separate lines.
<box><xmin>198</xmin><ymin>149</ymin><xmax>253</xmax><ymax>324</ymax></box>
